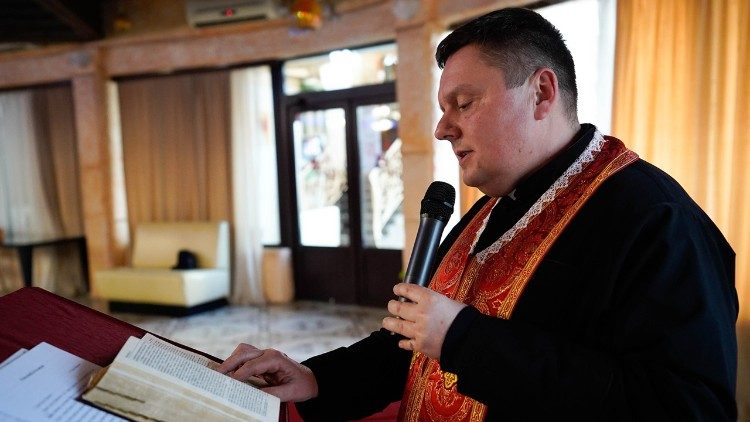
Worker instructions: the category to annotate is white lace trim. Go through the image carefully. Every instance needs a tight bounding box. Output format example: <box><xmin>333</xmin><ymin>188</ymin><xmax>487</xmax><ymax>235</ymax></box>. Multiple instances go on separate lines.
<box><xmin>472</xmin><ymin>130</ymin><xmax>607</xmax><ymax>264</ymax></box>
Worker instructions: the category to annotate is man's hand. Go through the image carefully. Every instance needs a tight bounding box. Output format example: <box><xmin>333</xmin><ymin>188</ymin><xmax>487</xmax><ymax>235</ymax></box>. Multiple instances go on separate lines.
<box><xmin>216</xmin><ymin>343</ymin><xmax>318</xmax><ymax>402</ymax></box>
<box><xmin>383</xmin><ymin>283</ymin><xmax>466</xmax><ymax>359</ymax></box>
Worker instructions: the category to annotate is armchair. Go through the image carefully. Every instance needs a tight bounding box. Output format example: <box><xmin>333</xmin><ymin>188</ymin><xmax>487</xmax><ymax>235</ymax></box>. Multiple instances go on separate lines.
<box><xmin>92</xmin><ymin>221</ymin><xmax>230</xmax><ymax>315</ymax></box>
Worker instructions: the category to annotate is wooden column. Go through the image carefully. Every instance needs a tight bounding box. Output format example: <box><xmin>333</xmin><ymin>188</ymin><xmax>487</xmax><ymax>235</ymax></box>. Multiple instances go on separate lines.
<box><xmin>71</xmin><ymin>50</ymin><xmax>118</xmax><ymax>290</ymax></box>
<box><xmin>395</xmin><ymin>5</ymin><xmax>442</xmax><ymax>269</ymax></box>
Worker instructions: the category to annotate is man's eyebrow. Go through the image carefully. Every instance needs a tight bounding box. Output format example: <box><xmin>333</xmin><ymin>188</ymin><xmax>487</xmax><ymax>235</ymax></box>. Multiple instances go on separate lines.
<box><xmin>438</xmin><ymin>83</ymin><xmax>479</xmax><ymax>111</ymax></box>
<box><xmin>441</xmin><ymin>83</ymin><xmax>480</xmax><ymax>101</ymax></box>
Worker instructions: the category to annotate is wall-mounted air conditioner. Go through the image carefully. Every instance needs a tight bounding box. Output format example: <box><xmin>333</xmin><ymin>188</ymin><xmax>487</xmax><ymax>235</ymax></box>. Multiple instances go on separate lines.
<box><xmin>185</xmin><ymin>0</ymin><xmax>281</xmax><ymax>28</ymax></box>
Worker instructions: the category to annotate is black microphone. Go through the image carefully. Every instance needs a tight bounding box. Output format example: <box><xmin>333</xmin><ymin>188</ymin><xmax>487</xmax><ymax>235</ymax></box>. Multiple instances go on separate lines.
<box><xmin>398</xmin><ymin>181</ymin><xmax>455</xmax><ymax>302</ymax></box>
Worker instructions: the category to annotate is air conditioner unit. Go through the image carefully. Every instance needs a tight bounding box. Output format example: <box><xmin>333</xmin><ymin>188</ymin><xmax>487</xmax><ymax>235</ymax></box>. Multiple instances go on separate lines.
<box><xmin>185</xmin><ymin>0</ymin><xmax>281</xmax><ymax>28</ymax></box>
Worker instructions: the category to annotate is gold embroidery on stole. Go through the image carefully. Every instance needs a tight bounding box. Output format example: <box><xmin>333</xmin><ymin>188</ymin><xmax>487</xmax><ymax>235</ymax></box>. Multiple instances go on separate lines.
<box><xmin>442</xmin><ymin>372</ymin><xmax>458</xmax><ymax>389</ymax></box>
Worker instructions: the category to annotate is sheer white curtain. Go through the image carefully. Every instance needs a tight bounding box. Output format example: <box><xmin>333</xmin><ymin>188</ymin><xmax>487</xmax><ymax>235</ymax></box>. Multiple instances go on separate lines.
<box><xmin>0</xmin><ymin>90</ymin><xmax>62</xmax><ymax>293</ymax></box>
<box><xmin>229</xmin><ymin>66</ymin><xmax>277</xmax><ymax>304</ymax></box>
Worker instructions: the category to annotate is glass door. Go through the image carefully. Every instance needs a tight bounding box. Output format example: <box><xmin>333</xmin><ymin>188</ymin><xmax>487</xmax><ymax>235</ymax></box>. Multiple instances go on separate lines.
<box><xmin>286</xmin><ymin>85</ymin><xmax>402</xmax><ymax>305</ymax></box>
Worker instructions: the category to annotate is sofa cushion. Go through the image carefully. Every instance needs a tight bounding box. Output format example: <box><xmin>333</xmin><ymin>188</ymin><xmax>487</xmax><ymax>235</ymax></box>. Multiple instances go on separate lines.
<box><xmin>94</xmin><ymin>268</ymin><xmax>229</xmax><ymax>306</ymax></box>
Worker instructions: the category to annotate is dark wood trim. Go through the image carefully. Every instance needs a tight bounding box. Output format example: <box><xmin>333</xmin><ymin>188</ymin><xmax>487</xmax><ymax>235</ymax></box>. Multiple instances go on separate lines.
<box><xmin>284</xmin><ymin>82</ymin><xmax>396</xmax><ymax>109</ymax></box>
<box><xmin>344</xmin><ymin>99</ymin><xmax>363</xmax><ymax>301</ymax></box>
<box><xmin>270</xmin><ymin>61</ymin><xmax>293</xmax><ymax>248</ymax></box>
<box><xmin>0</xmin><ymin>80</ymin><xmax>71</xmax><ymax>95</ymax></box>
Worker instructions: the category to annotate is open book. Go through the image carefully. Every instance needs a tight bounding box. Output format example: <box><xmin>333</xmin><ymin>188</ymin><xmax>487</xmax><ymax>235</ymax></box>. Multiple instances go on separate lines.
<box><xmin>81</xmin><ymin>333</ymin><xmax>280</xmax><ymax>422</ymax></box>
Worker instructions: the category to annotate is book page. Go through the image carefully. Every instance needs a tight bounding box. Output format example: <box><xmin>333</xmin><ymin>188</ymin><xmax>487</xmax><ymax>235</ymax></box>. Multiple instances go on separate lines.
<box><xmin>138</xmin><ymin>333</ymin><xmax>219</xmax><ymax>368</ymax></box>
<box><xmin>117</xmin><ymin>336</ymin><xmax>279</xmax><ymax>421</ymax></box>
<box><xmin>137</xmin><ymin>334</ymin><xmax>267</xmax><ymax>387</ymax></box>
<box><xmin>0</xmin><ymin>343</ymin><xmax>125</xmax><ymax>422</ymax></box>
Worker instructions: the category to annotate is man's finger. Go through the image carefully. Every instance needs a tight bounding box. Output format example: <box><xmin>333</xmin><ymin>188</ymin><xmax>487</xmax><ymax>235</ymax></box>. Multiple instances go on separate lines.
<box><xmin>387</xmin><ymin>298</ymin><xmax>414</xmax><ymax>319</ymax></box>
<box><xmin>217</xmin><ymin>344</ymin><xmax>263</xmax><ymax>373</ymax></box>
<box><xmin>382</xmin><ymin>315</ymin><xmax>415</xmax><ymax>338</ymax></box>
<box><xmin>398</xmin><ymin>338</ymin><xmax>415</xmax><ymax>351</ymax></box>
<box><xmin>393</xmin><ymin>282</ymin><xmax>415</xmax><ymax>300</ymax></box>
<box><xmin>231</xmin><ymin>349</ymin><xmax>287</xmax><ymax>381</ymax></box>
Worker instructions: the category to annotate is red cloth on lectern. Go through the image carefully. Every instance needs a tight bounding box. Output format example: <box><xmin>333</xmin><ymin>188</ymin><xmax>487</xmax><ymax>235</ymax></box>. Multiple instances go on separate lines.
<box><xmin>0</xmin><ymin>287</ymin><xmax>292</xmax><ymax>421</ymax></box>
<box><xmin>0</xmin><ymin>287</ymin><xmax>145</xmax><ymax>366</ymax></box>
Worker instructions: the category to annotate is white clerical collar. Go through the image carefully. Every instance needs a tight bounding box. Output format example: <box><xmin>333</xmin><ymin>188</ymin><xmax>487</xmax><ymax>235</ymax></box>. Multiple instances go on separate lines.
<box><xmin>470</xmin><ymin>130</ymin><xmax>606</xmax><ymax>262</ymax></box>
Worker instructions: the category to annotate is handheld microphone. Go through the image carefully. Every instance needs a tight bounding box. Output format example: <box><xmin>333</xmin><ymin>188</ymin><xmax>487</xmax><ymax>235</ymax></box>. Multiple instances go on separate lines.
<box><xmin>398</xmin><ymin>181</ymin><xmax>455</xmax><ymax>302</ymax></box>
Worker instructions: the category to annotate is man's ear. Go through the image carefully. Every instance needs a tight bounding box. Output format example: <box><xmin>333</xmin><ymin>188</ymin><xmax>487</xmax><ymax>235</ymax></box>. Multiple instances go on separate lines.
<box><xmin>531</xmin><ymin>68</ymin><xmax>558</xmax><ymax>120</ymax></box>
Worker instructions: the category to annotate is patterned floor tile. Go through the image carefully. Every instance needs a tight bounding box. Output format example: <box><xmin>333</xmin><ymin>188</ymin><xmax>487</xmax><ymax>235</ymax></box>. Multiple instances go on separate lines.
<box><xmin>114</xmin><ymin>301</ymin><xmax>389</xmax><ymax>362</ymax></box>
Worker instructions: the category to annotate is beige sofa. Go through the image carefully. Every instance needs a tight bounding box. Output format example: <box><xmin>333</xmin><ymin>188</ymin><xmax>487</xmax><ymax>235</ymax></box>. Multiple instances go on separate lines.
<box><xmin>93</xmin><ymin>221</ymin><xmax>230</xmax><ymax>315</ymax></box>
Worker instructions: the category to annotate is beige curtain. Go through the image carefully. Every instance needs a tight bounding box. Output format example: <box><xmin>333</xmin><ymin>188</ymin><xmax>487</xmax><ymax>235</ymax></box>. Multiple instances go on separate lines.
<box><xmin>33</xmin><ymin>86</ymin><xmax>84</xmax><ymax>238</ymax></box>
<box><xmin>31</xmin><ymin>86</ymin><xmax>86</xmax><ymax>296</ymax></box>
<box><xmin>117</xmin><ymin>71</ymin><xmax>232</xmax><ymax>229</ymax></box>
<box><xmin>0</xmin><ymin>85</ymin><xmax>84</xmax><ymax>296</ymax></box>
<box><xmin>612</xmin><ymin>0</ymin><xmax>750</xmax><ymax>418</ymax></box>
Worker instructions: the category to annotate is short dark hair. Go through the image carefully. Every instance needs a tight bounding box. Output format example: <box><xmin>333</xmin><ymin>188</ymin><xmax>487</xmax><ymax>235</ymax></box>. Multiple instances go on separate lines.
<box><xmin>436</xmin><ymin>8</ymin><xmax>578</xmax><ymax>121</ymax></box>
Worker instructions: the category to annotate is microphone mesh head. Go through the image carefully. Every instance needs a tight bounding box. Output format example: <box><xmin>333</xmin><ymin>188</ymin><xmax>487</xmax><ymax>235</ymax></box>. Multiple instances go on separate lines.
<box><xmin>420</xmin><ymin>181</ymin><xmax>455</xmax><ymax>221</ymax></box>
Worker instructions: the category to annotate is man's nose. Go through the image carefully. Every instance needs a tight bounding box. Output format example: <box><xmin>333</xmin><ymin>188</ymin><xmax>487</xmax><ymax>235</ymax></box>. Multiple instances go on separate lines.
<box><xmin>435</xmin><ymin>114</ymin><xmax>459</xmax><ymax>141</ymax></box>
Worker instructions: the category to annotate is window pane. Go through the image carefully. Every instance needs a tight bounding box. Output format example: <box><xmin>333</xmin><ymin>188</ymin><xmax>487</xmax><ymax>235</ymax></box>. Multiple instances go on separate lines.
<box><xmin>357</xmin><ymin>103</ymin><xmax>403</xmax><ymax>249</ymax></box>
<box><xmin>283</xmin><ymin>43</ymin><xmax>398</xmax><ymax>95</ymax></box>
<box><xmin>293</xmin><ymin>108</ymin><xmax>349</xmax><ymax>247</ymax></box>
<box><xmin>536</xmin><ymin>0</ymin><xmax>616</xmax><ymax>133</ymax></box>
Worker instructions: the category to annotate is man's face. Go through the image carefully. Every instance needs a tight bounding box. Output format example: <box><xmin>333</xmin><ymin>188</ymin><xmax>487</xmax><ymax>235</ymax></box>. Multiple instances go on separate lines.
<box><xmin>435</xmin><ymin>44</ymin><xmax>537</xmax><ymax>197</ymax></box>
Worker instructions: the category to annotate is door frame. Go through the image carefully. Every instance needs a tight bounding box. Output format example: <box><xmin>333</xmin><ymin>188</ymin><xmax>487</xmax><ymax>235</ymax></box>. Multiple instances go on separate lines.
<box><xmin>280</xmin><ymin>82</ymin><xmax>399</xmax><ymax>305</ymax></box>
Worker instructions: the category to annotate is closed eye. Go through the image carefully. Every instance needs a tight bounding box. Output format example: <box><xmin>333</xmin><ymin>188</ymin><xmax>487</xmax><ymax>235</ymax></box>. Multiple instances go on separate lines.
<box><xmin>458</xmin><ymin>101</ymin><xmax>472</xmax><ymax>111</ymax></box>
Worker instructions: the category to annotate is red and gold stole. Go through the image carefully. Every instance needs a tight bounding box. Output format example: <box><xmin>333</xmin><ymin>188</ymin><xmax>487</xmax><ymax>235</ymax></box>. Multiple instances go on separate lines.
<box><xmin>398</xmin><ymin>134</ymin><xmax>638</xmax><ymax>422</ymax></box>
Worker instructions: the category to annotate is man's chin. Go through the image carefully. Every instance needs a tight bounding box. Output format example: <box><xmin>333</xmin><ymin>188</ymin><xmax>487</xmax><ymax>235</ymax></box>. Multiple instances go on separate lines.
<box><xmin>461</xmin><ymin>172</ymin><xmax>480</xmax><ymax>189</ymax></box>
<box><xmin>462</xmin><ymin>177</ymin><xmax>500</xmax><ymax>198</ymax></box>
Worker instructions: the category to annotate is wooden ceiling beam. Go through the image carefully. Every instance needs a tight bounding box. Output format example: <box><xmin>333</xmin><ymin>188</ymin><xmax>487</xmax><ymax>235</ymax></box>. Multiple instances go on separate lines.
<box><xmin>34</xmin><ymin>0</ymin><xmax>101</xmax><ymax>40</ymax></box>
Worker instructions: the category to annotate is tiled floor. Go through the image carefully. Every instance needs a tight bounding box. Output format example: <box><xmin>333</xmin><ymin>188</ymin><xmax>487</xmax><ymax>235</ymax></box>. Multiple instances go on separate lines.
<box><xmin>112</xmin><ymin>301</ymin><xmax>390</xmax><ymax>363</ymax></box>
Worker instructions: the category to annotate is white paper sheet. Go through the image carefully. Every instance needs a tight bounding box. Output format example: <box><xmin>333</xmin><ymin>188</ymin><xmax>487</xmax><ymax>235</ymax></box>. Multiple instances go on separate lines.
<box><xmin>0</xmin><ymin>343</ymin><xmax>125</xmax><ymax>422</ymax></box>
<box><xmin>0</xmin><ymin>348</ymin><xmax>27</xmax><ymax>370</ymax></box>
